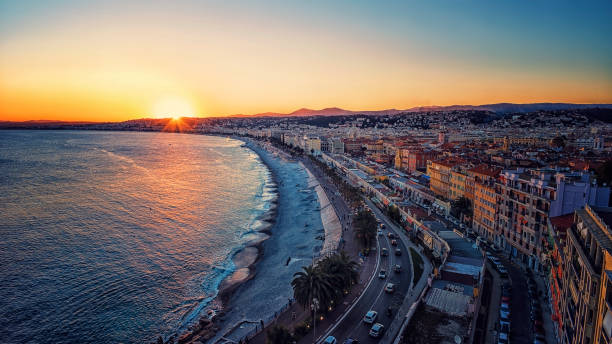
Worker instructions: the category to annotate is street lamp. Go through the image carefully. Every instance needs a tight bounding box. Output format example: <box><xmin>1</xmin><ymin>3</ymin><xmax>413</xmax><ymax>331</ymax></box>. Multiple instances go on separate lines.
<box><xmin>311</xmin><ymin>297</ymin><xmax>319</xmax><ymax>343</ymax></box>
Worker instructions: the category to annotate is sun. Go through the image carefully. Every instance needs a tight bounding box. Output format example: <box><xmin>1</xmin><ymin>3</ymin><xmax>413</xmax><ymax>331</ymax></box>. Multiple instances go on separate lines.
<box><xmin>151</xmin><ymin>96</ymin><xmax>195</xmax><ymax>119</ymax></box>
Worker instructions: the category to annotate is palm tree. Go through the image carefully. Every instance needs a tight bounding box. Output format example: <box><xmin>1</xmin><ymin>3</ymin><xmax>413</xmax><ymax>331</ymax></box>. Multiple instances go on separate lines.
<box><xmin>266</xmin><ymin>325</ymin><xmax>295</xmax><ymax>344</ymax></box>
<box><xmin>291</xmin><ymin>265</ymin><xmax>335</xmax><ymax>312</ymax></box>
<box><xmin>353</xmin><ymin>210</ymin><xmax>377</xmax><ymax>248</ymax></box>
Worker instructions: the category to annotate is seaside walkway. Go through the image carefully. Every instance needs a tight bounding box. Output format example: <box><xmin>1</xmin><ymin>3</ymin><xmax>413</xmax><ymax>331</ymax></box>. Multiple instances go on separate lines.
<box><xmin>245</xmin><ymin>155</ymin><xmax>377</xmax><ymax>344</ymax></box>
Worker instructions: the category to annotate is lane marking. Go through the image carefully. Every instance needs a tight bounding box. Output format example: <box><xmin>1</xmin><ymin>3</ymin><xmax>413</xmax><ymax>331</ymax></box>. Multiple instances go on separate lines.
<box><xmin>316</xmin><ymin>209</ymin><xmax>382</xmax><ymax>343</ymax></box>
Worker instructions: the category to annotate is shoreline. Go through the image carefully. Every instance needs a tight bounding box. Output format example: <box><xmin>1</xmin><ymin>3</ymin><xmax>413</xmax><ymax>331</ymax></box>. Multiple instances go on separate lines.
<box><xmin>165</xmin><ymin>136</ymin><xmax>342</xmax><ymax>344</ymax></box>
<box><xmin>175</xmin><ymin>137</ymin><xmax>282</xmax><ymax>344</ymax></box>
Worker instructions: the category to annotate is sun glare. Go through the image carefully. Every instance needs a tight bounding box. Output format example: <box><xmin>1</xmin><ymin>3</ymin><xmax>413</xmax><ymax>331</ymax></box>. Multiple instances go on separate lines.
<box><xmin>152</xmin><ymin>97</ymin><xmax>195</xmax><ymax>119</ymax></box>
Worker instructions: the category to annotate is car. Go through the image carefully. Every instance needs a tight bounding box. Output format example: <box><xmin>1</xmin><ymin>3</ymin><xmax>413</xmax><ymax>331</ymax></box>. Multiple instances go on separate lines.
<box><xmin>394</xmin><ymin>264</ymin><xmax>401</xmax><ymax>273</ymax></box>
<box><xmin>500</xmin><ymin>308</ymin><xmax>510</xmax><ymax>320</ymax></box>
<box><xmin>369</xmin><ymin>323</ymin><xmax>384</xmax><ymax>338</ymax></box>
<box><xmin>324</xmin><ymin>336</ymin><xmax>337</xmax><ymax>344</ymax></box>
<box><xmin>498</xmin><ymin>331</ymin><xmax>509</xmax><ymax>344</ymax></box>
<box><xmin>381</xmin><ymin>248</ymin><xmax>388</xmax><ymax>256</ymax></box>
<box><xmin>391</xmin><ymin>239</ymin><xmax>398</xmax><ymax>246</ymax></box>
<box><xmin>381</xmin><ymin>224</ymin><xmax>386</xmax><ymax>229</ymax></box>
<box><xmin>343</xmin><ymin>340</ymin><xmax>359</xmax><ymax>344</ymax></box>
<box><xmin>387</xmin><ymin>232</ymin><xmax>394</xmax><ymax>239</ymax></box>
<box><xmin>501</xmin><ymin>295</ymin><xmax>511</xmax><ymax>303</ymax></box>
<box><xmin>363</xmin><ymin>310</ymin><xmax>378</xmax><ymax>324</ymax></box>
<box><xmin>395</xmin><ymin>249</ymin><xmax>402</xmax><ymax>256</ymax></box>
<box><xmin>500</xmin><ymin>302</ymin><xmax>510</xmax><ymax>314</ymax></box>
<box><xmin>498</xmin><ymin>267</ymin><xmax>508</xmax><ymax>277</ymax></box>
<box><xmin>378</xmin><ymin>269</ymin><xmax>387</xmax><ymax>279</ymax></box>
<box><xmin>499</xmin><ymin>319</ymin><xmax>510</xmax><ymax>333</ymax></box>
<box><xmin>377</xmin><ymin>229</ymin><xmax>383</xmax><ymax>236</ymax></box>
<box><xmin>384</xmin><ymin>283</ymin><xmax>395</xmax><ymax>293</ymax></box>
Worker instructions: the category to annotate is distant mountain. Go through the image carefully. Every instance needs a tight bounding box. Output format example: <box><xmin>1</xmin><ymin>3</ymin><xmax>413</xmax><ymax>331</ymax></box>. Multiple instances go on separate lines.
<box><xmin>230</xmin><ymin>103</ymin><xmax>612</xmax><ymax>118</ymax></box>
<box><xmin>469</xmin><ymin>103</ymin><xmax>612</xmax><ymax>113</ymax></box>
<box><xmin>231</xmin><ymin>107</ymin><xmax>406</xmax><ymax>118</ymax></box>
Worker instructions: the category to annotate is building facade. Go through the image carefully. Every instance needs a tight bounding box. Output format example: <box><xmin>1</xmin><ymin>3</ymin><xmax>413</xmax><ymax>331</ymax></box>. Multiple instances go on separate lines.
<box><xmin>560</xmin><ymin>206</ymin><xmax>612</xmax><ymax>344</ymax></box>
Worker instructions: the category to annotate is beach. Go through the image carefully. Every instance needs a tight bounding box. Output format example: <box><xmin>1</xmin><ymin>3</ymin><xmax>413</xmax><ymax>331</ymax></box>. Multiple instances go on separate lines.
<box><xmin>176</xmin><ymin>137</ymin><xmax>336</xmax><ymax>343</ymax></box>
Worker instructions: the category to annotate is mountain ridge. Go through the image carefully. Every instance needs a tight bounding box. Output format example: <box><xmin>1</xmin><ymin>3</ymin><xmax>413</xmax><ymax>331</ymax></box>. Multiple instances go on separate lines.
<box><xmin>229</xmin><ymin>102</ymin><xmax>612</xmax><ymax>118</ymax></box>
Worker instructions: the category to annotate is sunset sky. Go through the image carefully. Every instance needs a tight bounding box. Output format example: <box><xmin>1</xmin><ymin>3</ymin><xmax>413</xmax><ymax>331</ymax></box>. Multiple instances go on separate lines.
<box><xmin>1</xmin><ymin>1</ymin><xmax>611</xmax><ymax>122</ymax></box>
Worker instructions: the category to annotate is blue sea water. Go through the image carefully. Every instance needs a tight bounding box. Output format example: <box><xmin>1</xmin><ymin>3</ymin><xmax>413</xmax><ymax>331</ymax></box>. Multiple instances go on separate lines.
<box><xmin>0</xmin><ymin>131</ymin><xmax>278</xmax><ymax>343</ymax></box>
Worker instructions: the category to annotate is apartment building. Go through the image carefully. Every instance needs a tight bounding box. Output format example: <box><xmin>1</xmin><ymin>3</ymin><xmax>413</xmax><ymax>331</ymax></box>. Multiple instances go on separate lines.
<box><xmin>470</xmin><ymin>165</ymin><xmax>501</xmax><ymax>244</ymax></box>
<box><xmin>427</xmin><ymin>159</ymin><xmax>465</xmax><ymax>200</ymax></box>
<box><xmin>450</xmin><ymin>166</ymin><xmax>470</xmax><ymax>200</ymax></box>
<box><xmin>395</xmin><ymin>148</ymin><xmax>437</xmax><ymax>173</ymax></box>
<box><xmin>560</xmin><ymin>206</ymin><xmax>612</xmax><ymax>344</ymax></box>
<box><xmin>497</xmin><ymin>168</ymin><xmax>610</xmax><ymax>269</ymax></box>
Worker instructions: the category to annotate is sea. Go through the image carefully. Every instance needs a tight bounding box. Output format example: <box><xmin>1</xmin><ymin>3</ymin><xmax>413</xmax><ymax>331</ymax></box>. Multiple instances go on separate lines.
<box><xmin>0</xmin><ymin>130</ymin><xmax>305</xmax><ymax>343</ymax></box>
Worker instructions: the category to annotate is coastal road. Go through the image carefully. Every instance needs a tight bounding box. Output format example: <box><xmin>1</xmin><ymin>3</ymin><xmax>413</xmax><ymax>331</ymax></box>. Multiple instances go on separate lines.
<box><xmin>321</xmin><ymin>202</ymin><xmax>413</xmax><ymax>343</ymax></box>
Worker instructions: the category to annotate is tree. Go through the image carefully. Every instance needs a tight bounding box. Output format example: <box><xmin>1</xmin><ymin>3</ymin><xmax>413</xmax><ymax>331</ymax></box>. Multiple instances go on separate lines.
<box><xmin>595</xmin><ymin>160</ymin><xmax>612</xmax><ymax>186</ymax></box>
<box><xmin>353</xmin><ymin>210</ymin><xmax>377</xmax><ymax>248</ymax></box>
<box><xmin>317</xmin><ymin>251</ymin><xmax>359</xmax><ymax>295</ymax></box>
<box><xmin>266</xmin><ymin>325</ymin><xmax>295</xmax><ymax>344</ymax></box>
<box><xmin>451</xmin><ymin>196</ymin><xmax>472</xmax><ymax>220</ymax></box>
<box><xmin>387</xmin><ymin>205</ymin><xmax>401</xmax><ymax>223</ymax></box>
<box><xmin>291</xmin><ymin>265</ymin><xmax>335</xmax><ymax>312</ymax></box>
<box><xmin>551</xmin><ymin>136</ymin><xmax>566</xmax><ymax>148</ymax></box>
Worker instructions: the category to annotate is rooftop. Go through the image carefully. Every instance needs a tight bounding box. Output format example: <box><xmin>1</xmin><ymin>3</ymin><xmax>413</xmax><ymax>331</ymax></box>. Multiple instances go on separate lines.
<box><xmin>438</xmin><ymin>230</ymin><xmax>483</xmax><ymax>261</ymax></box>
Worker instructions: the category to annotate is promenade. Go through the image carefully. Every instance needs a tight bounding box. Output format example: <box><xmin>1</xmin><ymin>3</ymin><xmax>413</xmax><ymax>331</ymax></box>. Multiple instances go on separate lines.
<box><xmin>241</xmin><ymin>148</ymin><xmax>433</xmax><ymax>344</ymax></box>
<box><xmin>244</xmin><ymin>155</ymin><xmax>377</xmax><ymax>344</ymax></box>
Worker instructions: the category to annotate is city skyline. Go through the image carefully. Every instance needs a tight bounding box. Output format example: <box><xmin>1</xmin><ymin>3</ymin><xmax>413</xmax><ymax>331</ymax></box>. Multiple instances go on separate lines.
<box><xmin>1</xmin><ymin>0</ymin><xmax>612</xmax><ymax>122</ymax></box>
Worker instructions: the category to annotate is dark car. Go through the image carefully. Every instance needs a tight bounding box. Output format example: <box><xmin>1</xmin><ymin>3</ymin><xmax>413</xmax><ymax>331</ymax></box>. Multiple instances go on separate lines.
<box><xmin>395</xmin><ymin>249</ymin><xmax>401</xmax><ymax>256</ymax></box>
<box><xmin>391</xmin><ymin>239</ymin><xmax>398</xmax><ymax>246</ymax></box>
<box><xmin>343</xmin><ymin>340</ymin><xmax>359</xmax><ymax>344</ymax></box>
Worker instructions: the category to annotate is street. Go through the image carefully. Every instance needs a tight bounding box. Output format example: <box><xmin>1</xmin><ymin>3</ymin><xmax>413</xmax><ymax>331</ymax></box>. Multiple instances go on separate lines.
<box><xmin>321</xmin><ymin>201</ymin><xmax>413</xmax><ymax>343</ymax></box>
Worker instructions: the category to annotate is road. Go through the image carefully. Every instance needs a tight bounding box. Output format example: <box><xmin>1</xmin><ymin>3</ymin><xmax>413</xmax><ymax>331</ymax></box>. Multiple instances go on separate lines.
<box><xmin>321</xmin><ymin>201</ymin><xmax>413</xmax><ymax>343</ymax></box>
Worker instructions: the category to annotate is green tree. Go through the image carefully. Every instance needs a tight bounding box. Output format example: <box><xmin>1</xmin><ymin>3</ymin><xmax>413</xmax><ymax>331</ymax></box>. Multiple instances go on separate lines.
<box><xmin>317</xmin><ymin>251</ymin><xmax>359</xmax><ymax>295</ymax></box>
<box><xmin>451</xmin><ymin>196</ymin><xmax>472</xmax><ymax>220</ymax></box>
<box><xmin>595</xmin><ymin>160</ymin><xmax>612</xmax><ymax>186</ymax></box>
<box><xmin>551</xmin><ymin>136</ymin><xmax>566</xmax><ymax>148</ymax></box>
<box><xmin>353</xmin><ymin>210</ymin><xmax>377</xmax><ymax>248</ymax></box>
<box><xmin>266</xmin><ymin>325</ymin><xmax>295</xmax><ymax>344</ymax></box>
<box><xmin>291</xmin><ymin>265</ymin><xmax>335</xmax><ymax>312</ymax></box>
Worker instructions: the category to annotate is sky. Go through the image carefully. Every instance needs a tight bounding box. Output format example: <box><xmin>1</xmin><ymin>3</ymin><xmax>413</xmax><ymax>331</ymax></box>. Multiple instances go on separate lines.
<box><xmin>1</xmin><ymin>0</ymin><xmax>611</xmax><ymax>122</ymax></box>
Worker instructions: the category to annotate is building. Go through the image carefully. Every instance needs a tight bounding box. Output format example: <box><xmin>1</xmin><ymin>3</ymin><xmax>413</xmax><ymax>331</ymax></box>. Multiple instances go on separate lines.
<box><xmin>497</xmin><ymin>168</ymin><xmax>610</xmax><ymax>269</ymax></box>
<box><xmin>427</xmin><ymin>159</ymin><xmax>465</xmax><ymax>200</ymax></box>
<box><xmin>395</xmin><ymin>148</ymin><xmax>437</xmax><ymax>173</ymax></box>
<box><xmin>450</xmin><ymin>167</ymin><xmax>469</xmax><ymax>200</ymax></box>
<box><xmin>469</xmin><ymin>165</ymin><xmax>501</xmax><ymax>244</ymax></box>
<box><xmin>329</xmin><ymin>138</ymin><xmax>344</xmax><ymax>154</ymax></box>
<box><xmin>560</xmin><ymin>206</ymin><xmax>612</xmax><ymax>344</ymax></box>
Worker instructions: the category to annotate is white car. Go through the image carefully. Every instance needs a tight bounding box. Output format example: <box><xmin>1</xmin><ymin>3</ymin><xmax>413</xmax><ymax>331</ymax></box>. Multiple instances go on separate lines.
<box><xmin>378</xmin><ymin>269</ymin><xmax>387</xmax><ymax>279</ymax></box>
<box><xmin>363</xmin><ymin>310</ymin><xmax>378</xmax><ymax>324</ymax></box>
<box><xmin>384</xmin><ymin>283</ymin><xmax>395</xmax><ymax>293</ymax></box>
<box><xmin>498</xmin><ymin>332</ymin><xmax>509</xmax><ymax>344</ymax></box>
<box><xmin>324</xmin><ymin>336</ymin><xmax>337</xmax><ymax>344</ymax></box>
<box><xmin>369</xmin><ymin>323</ymin><xmax>384</xmax><ymax>338</ymax></box>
